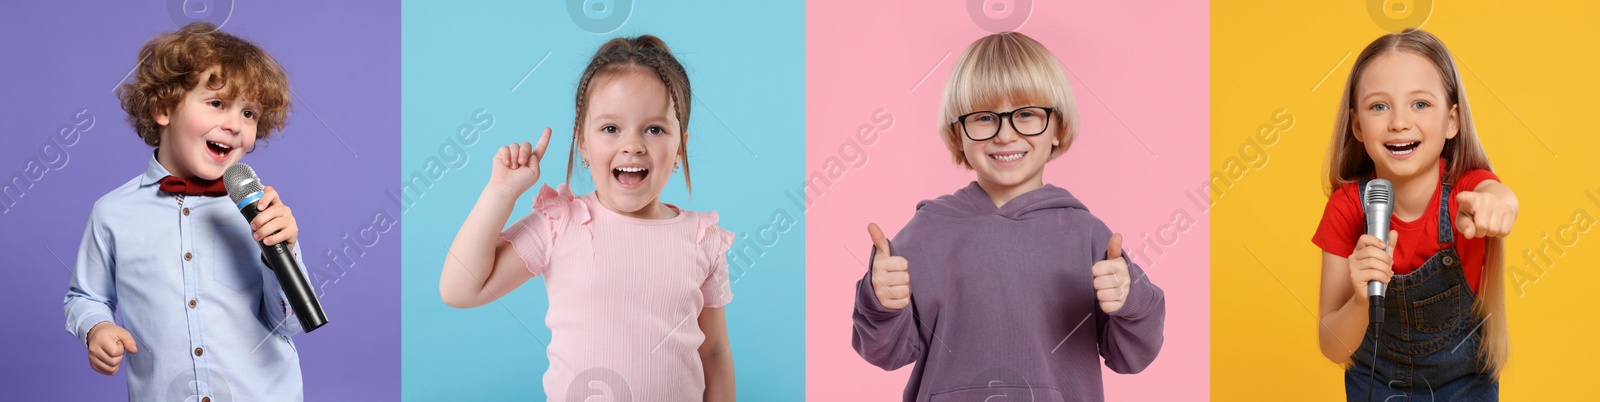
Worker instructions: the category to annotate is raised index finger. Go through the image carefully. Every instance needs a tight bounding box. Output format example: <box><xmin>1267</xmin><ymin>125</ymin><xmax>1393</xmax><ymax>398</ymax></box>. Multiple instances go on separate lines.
<box><xmin>532</xmin><ymin>127</ymin><xmax>552</xmax><ymax>160</ymax></box>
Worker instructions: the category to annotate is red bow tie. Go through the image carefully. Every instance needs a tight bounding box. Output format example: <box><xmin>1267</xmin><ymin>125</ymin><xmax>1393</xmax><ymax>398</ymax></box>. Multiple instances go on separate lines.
<box><xmin>158</xmin><ymin>176</ymin><xmax>228</xmax><ymax>197</ymax></box>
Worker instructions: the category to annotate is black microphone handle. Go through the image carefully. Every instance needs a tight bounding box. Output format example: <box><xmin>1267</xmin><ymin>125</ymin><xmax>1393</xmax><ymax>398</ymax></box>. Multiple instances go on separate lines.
<box><xmin>1369</xmin><ymin>294</ymin><xmax>1383</xmax><ymax>325</ymax></box>
<box><xmin>241</xmin><ymin>203</ymin><xmax>329</xmax><ymax>332</ymax></box>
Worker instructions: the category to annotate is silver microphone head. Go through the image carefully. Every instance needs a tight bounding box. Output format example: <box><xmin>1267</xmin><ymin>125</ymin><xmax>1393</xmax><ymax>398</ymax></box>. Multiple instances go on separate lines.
<box><xmin>1363</xmin><ymin>179</ymin><xmax>1392</xmax><ymax>209</ymax></box>
<box><xmin>1363</xmin><ymin>179</ymin><xmax>1393</xmax><ymax>240</ymax></box>
<box><xmin>223</xmin><ymin>163</ymin><xmax>264</xmax><ymax>205</ymax></box>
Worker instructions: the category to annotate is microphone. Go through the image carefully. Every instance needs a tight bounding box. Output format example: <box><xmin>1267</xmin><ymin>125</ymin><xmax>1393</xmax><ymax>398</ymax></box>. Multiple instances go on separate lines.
<box><xmin>223</xmin><ymin>163</ymin><xmax>329</xmax><ymax>332</ymax></box>
<box><xmin>1362</xmin><ymin>179</ymin><xmax>1392</xmax><ymax>325</ymax></box>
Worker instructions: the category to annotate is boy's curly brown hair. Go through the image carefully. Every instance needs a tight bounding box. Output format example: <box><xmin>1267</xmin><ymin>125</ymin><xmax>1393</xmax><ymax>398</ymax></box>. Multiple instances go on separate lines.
<box><xmin>117</xmin><ymin>22</ymin><xmax>290</xmax><ymax>147</ymax></box>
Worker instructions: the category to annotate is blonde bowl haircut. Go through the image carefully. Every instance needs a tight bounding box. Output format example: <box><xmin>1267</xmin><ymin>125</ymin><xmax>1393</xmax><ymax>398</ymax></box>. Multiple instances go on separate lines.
<box><xmin>939</xmin><ymin>31</ymin><xmax>1080</xmax><ymax>168</ymax></box>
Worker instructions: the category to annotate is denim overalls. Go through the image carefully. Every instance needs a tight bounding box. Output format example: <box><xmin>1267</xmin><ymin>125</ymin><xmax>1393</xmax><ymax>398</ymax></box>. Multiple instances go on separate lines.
<box><xmin>1345</xmin><ymin>180</ymin><xmax>1498</xmax><ymax>401</ymax></box>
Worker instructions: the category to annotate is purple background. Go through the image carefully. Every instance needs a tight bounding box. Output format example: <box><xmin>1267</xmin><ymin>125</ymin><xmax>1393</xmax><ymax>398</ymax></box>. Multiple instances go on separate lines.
<box><xmin>0</xmin><ymin>1</ymin><xmax>399</xmax><ymax>399</ymax></box>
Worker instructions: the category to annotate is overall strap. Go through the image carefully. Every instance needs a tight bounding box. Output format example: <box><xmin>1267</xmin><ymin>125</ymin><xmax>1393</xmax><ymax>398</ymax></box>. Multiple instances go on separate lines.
<box><xmin>1437</xmin><ymin>182</ymin><xmax>1454</xmax><ymax>245</ymax></box>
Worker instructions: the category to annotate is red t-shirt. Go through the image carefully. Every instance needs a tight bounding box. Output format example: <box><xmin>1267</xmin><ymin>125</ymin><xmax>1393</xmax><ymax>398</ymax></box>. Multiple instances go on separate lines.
<box><xmin>1312</xmin><ymin>160</ymin><xmax>1499</xmax><ymax>293</ymax></box>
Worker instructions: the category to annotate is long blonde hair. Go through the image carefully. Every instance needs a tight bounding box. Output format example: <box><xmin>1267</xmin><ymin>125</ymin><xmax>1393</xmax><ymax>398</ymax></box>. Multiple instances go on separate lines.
<box><xmin>1323</xmin><ymin>28</ymin><xmax>1507</xmax><ymax>377</ymax></box>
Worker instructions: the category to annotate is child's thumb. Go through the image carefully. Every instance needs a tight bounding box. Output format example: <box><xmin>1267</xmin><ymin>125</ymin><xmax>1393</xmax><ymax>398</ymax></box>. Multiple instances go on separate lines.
<box><xmin>1106</xmin><ymin>233</ymin><xmax>1124</xmax><ymax>260</ymax></box>
<box><xmin>1456</xmin><ymin>191</ymin><xmax>1477</xmax><ymax>213</ymax></box>
<box><xmin>867</xmin><ymin>223</ymin><xmax>891</xmax><ymax>257</ymax></box>
<box><xmin>1386</xmin><ymin>230</ymin><xmax>1399</xmax><ymax>256</ymax></box>
<box><xmin>119</xmin><ymin>332</ymin><xmax>138</xmax><ymax>354</ymax></box>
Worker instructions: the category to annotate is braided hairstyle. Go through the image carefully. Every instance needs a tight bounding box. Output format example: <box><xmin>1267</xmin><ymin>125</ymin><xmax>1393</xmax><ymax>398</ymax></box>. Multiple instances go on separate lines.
<box><xmin>566</xmin><ymin>35</ymin><xmax>694</xmax><ymax>193</ymax></box>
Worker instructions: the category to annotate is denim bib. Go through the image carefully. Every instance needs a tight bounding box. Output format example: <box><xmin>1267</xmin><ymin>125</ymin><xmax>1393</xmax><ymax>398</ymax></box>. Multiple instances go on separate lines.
<box><xmin>1344</xmin><ymin>180</ymin><xmax>1498</xmax><ymax>401</ymax></box>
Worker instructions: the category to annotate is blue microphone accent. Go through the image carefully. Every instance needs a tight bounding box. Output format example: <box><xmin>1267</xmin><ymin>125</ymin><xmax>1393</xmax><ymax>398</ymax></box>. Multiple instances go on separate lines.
<box><xmin>235</xmin><ymin>191</ymin><xmax>263</xmax><ymax>210</ymax></box>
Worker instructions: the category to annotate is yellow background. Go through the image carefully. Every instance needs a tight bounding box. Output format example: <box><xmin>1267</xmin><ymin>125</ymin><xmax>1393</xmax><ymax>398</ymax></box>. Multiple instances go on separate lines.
<box><xmin>1211</xmin><ymin>1</ymin><xmax>1600</xmax><ymax>400</ymax></box>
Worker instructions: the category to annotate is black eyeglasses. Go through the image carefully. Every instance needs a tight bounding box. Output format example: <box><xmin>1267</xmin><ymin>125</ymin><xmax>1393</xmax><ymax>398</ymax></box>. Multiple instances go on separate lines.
<box><xmin>951</xmin><ymin>106</ymin><xmax>1055</xmax><ymax>141</ymax></box>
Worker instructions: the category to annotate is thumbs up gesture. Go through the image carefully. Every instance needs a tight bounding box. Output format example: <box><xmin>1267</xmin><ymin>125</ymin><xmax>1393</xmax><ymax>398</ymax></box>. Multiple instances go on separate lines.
<box><xmin>1455</xmin><ymin>191</ymin><xmax>1514</xmax><ymax>239</ymax></box>
<box><xmin>868</xmin><ymin>223</ymin><xmax>911</xmax><ymax>310</ymax></box>
<box><xmin>1092</xmin><ymin>233</ymin><xmax>1132</xmax><ymax>314</ymax></box>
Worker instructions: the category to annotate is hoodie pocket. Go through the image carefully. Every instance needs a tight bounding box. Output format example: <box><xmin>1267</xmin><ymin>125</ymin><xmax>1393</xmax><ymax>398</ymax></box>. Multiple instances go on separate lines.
<box><xmin>930</xmin><ymin>384</ymin><xmax>1065</xmax><ymax>402</ymax></box>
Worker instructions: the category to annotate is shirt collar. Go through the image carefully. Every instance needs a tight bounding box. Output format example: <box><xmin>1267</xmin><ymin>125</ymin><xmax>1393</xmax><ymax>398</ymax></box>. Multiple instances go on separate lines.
<box><xmin>137</xmin><ymin>150</ymin><xmax>173</xmax><ymax>187</ymax></box>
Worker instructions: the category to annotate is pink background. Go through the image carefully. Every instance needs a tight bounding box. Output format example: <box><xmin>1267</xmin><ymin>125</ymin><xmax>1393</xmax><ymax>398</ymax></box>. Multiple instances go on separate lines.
<box><xmin>804</xmin><ymin>1</ymin><xmax>1210</xmax><ymax>400</ymax></box>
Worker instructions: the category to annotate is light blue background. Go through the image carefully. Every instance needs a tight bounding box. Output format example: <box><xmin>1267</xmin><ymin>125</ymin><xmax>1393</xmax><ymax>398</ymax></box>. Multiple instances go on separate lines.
<box><xmin>400</xmin><ymin>1</ymin><xmax>805</xmax><ymax>400</ymax></box>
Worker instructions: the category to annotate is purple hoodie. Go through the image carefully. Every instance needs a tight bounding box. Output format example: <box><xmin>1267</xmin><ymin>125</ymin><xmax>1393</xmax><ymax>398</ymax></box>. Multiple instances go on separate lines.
<box><xmin>853</xmin><ymin>182</ymin><xmax>1165</xmax><ymax>402</ymax></box>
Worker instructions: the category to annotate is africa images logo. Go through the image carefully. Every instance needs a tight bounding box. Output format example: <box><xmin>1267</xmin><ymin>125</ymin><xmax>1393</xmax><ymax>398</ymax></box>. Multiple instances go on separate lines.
<box><xmin>566</xmin><ymin>367</ymin><xmax>632</xmax><ymax>402</ymax></box>
<box><xmin>167</xmin><ymin>0</ymin><xmax>234</xmax><ymax>29</ymax></box>
<box><xmin>968</xmin><ymin>0</ymin><xmax>1034</xmax><ymax>33</ymax></box>
<box><xmin>1368</xmin><ymin>0</ymin><xmax>1433</xmax><ymax>32</ymax></box>
<box><xmin>568</xmin><ymin>0</ymin><xmax>634</xmax><ymax>35</ymax></box>
<box><xmin>165</xmin><ymin>367</ymin><xmax>232</xmax><ymax>402</ymax></box>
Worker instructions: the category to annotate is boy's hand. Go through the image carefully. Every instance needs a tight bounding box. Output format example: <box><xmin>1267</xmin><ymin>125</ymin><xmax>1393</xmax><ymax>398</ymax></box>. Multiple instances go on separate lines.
<box><xmin>868</xmin><ymin>223</ymin><xmax>911</xmax><ymax>310</ymax></box>
<box><xmin>488</xmin><ymin>128</ymin><xmax>552</xmax><ymax>199</ymax></box>
<box><xmin>86</xmin><ymin>321</ymin><xmax>137</xmax><ymax>376</ymax></box>
<box><xmin>1456</xmin><ymin>191</ymin><xmax>1514</xmax><ymax>239</ymax></box>
<box><xmin>251</xmin><ymin>185</ymin><xmax>298</xmax><ymax>247</ymax></box>
<box><xmin>1092</xmin><ymin>233</ymin><xmax>1132</xmax><ymax>314</ymax></box>
<box><xmin>1347</xmin><ymin>230</ymin><xmax>1398</xmax><ymax>301</ymax></box>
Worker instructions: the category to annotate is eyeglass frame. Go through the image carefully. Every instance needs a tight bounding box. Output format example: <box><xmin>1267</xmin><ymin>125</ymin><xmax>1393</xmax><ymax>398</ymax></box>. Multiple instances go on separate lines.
<box><xmin>950</xmin><ymin>106</ymin><xmax>1057</xmax><ymax>141</ymax></box>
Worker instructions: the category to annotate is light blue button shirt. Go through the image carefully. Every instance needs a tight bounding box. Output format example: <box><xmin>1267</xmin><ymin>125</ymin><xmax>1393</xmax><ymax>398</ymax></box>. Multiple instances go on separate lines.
<box><xmin>65</xmin><ymin>154</ymin><xmax>305</xmax><ymax>401</ymax></box>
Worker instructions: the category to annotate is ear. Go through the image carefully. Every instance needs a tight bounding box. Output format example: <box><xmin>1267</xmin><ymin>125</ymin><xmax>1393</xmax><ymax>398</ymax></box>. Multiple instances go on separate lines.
<box><xmin>574</xmin><ymin>126</ymin><xmax>586</xmax><ymax>153</ymax></box>
<box><xmin>1051</xmin><ymin>121</ymin><xmax>1065</xmax><ymax>148</ymax></box>
<box><xmin>1348</xmin><ymin>108</ymin><xmax>1364</xmax><ymax>143</ymax></box>
<box><xmin>153</xmin><ymin>105</ymin><xmax>172</xmax><ymax>127</ymax></box>
<box><xmin>1445</xmin><ymin>104</ymin><xmax>1460</xmax><ymax>140</ymax></box>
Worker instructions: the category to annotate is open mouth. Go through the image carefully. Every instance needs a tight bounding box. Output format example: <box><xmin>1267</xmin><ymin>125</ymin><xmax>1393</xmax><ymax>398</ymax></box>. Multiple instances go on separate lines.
<box><xmin>989</xmin><ymin>151</ymin><xmax>1026</xmax><ymax>163</ymax></box>
<box><xmin>612</xmin><ymin>166</ymin><xmax>649</xmax><ymax>189</ymax></box>
<box><xmin>206</xmin><ymin>141</ymin><xmax>235</xmax><ymax>161</ymax></box>
<box><xmin>1384</xmin><ymin>141</ymin><xmax>1420</xmax><ymax>156</ymax></box>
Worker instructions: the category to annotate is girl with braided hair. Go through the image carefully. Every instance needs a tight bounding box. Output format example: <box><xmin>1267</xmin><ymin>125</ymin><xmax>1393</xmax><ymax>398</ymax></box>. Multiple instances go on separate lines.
<box><xmin>439</xmin><ymin>35</ymin><xmax>737</xmax><ymax>401</ymax></box>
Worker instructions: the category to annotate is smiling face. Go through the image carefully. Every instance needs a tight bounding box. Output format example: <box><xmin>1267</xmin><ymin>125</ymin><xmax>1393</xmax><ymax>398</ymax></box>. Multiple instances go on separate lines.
<box><xmin>1350</xmin><ymin>51</ymin><xmax>1459</xmax><ymax>181</ymax></box>
<box><xmin>960</xmin><ymin>102</ymin><xmax>1060</xmax><ymax>201</ymax></box>
<box><xmin>153</xmin><ymin>67</ymin><xmax>259</xmax><ymax>180</ymax></box>
<box><xmin>579</xmin><ymin>69</ymin><xmax>684</xmax><ymax>219</ymax></box>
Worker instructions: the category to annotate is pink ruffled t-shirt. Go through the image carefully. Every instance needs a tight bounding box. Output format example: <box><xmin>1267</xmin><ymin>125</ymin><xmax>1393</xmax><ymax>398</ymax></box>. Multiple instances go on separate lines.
<box><xmin>501</xmin><ymin>184</ymin><xmax>734</xmax><ymax>401</ymax></box>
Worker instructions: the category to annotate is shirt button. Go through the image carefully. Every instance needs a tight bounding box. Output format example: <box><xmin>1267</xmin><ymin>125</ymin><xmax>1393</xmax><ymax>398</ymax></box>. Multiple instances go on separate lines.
<box><xmin>182</xmin><ymin>207</ymin><xmax>190</xmax><ymax>216</ymax></box>
<box><xmin>202</xmin><ymin>397</ymin><xmax>210</xmax><ymax>402</ymax></box>
<box><xmin>184</xmin><ymin>252</ymin><xmax>193</xmax><ymax>261</ymax></box>
<box><xmin>194</xmin><ymin>347</ymin><xmax>203</xmax><ymax>356</ymax></box>
<box><xmin>188</xmin><ymin>299</ymin><xmax>198</xmax><ymax>308</ymax></box>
